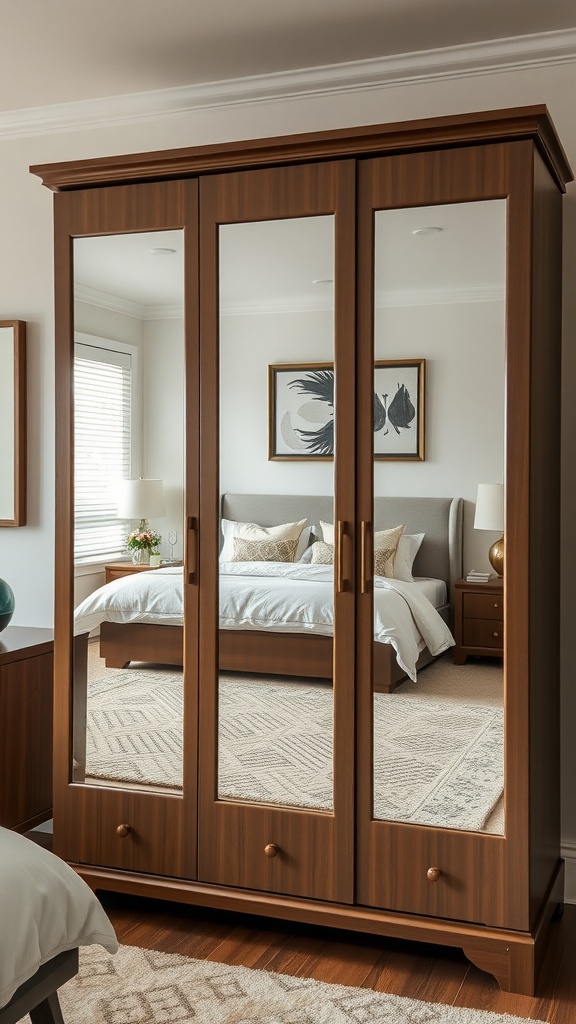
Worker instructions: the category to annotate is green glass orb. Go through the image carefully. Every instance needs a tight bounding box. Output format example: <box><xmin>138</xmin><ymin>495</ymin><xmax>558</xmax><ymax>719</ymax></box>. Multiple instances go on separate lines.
<box><xmin>0</xmin><ymin>578</ymin><xmax>15</xmax><ymax>632</ymax></box>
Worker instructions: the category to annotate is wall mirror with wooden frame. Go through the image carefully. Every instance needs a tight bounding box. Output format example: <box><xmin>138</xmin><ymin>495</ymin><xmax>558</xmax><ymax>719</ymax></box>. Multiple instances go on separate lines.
<box><xmin>0</xmin><ymin>320</ymin><xmax>26</xmax><ymax>527</ymax></box>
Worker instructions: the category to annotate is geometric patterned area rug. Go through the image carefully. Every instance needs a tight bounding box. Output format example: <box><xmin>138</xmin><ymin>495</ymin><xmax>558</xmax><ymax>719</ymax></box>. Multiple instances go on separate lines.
<box><xmin>85</xmin><ymin>667</ymin><xmax>503</xmax><ymax>832</ymax></box>
<box><xmin>51</xmin><ymin>944</ymin><xmax>532</xmax><ymax>1024</ymax></box>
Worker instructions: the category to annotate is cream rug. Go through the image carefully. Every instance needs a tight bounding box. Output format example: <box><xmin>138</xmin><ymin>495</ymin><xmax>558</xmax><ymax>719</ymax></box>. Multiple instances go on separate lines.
<box><xmin>39</xmin><ymin>943</ymin><xmax>531</xmax><ymax>1024</ymax></box>
<box><xmin>85</xmin><ymin>665</ymin><xmax>503</xmax><ymax>832</ymax></box>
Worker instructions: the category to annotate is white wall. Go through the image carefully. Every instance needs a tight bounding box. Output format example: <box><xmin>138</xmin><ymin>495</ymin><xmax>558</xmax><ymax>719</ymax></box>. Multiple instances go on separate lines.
<box><xmin>0</xmin><ymin>56</ymin><xmax>575</xmax><ymax>879</ymax></box>
<box><xmin>220</xmin><ymin>299</ymin><xmax>505</xmax><ymax>572</ymax></box>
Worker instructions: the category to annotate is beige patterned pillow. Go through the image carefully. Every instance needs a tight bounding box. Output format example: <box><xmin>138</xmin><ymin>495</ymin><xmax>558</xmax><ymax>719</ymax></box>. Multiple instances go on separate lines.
<box><xmin>373</xmin><ymin>524</ymin><xmax>405</xmax><ymax>578</ymax></box>
<box><xmin>232</xmin><ymin>537</ymin><xmax>299</xmax><ymax>562</ymax></box>
<box><xmin>310</xmin><ymin>540</ymin><xmax>334</xmax><ymax>565</ymax></box>
<box><xmin>221</xmin><ymin>518</ymin><xmax>307</xmax><ymax>561</ymax></box>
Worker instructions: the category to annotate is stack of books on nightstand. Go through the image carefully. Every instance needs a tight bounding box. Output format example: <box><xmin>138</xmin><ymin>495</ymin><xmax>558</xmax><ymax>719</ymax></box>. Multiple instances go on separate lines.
<box><xmin>466</xmin><ymin>569</ymin><xmax>496</xmax><ymax>583</ymax></box>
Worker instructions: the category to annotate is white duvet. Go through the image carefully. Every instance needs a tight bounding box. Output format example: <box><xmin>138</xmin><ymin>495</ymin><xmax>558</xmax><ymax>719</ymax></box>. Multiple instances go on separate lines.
<box><xmin>74</xmin><ymin>562</ymin><xmax>454</xmax><ymax>681</ymax></box>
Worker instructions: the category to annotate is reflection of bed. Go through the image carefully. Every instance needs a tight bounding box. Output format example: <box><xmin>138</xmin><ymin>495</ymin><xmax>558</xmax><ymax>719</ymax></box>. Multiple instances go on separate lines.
<box><xmin>0</xmin><ymin>827</ymin><xmax>117</xmax><ymax>1023</ymax></box>
<box><xmin>78</xmin><ymin>494</ymin><xmax>462</xmax><ymax>693</ymax></box>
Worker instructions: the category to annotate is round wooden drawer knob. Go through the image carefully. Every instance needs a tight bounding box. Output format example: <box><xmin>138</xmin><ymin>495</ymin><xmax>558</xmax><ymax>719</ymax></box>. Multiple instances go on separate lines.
<box><xmin>426</xmin><ymin>866</ymin><xmax>441</xmax><ymax>882</ymax></box>
<box><xmin>116</xmin><ymin>823</ymin><xmax>131</xmax><ymax>838</ymax></box>
<box><xmin>264</xmin><ymin>843</ymin><xmax>279</xmax><ymax>858</ymax></box>
<box><xmin>493</xmin><ymin>631</ymin><xmax>500</xmax><ymax>638</ymax></box>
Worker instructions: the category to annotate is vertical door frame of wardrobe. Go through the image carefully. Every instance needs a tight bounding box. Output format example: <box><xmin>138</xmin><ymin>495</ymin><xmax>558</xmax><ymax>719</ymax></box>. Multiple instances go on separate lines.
<box><xmin>355</xmin><ymin>138</ymin><xmax>564</xmax><ymax>939</ymax></box>
<box><xmin>52</xmin><ymin>179</ymin><xmax>201</xmax><ymax>878</ymax></box>
<box><xmin>196</xmin><ymin>160</ymin><xmax>357</xmax><ymax>904</ymax></box>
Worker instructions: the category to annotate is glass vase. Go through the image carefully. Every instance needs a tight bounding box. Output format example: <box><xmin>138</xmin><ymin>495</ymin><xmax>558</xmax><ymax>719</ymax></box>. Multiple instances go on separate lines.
<box><xmin>131</xmin><ymin>548</ymin><xmax>150</xmax><ymax>566</ymax></box>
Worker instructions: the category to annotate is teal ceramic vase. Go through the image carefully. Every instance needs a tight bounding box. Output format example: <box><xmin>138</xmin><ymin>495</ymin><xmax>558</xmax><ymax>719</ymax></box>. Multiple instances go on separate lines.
<box><xmin>0</xmin><ymin>578</ymin><xmax>14</xmax><ymax>632</ymax></box>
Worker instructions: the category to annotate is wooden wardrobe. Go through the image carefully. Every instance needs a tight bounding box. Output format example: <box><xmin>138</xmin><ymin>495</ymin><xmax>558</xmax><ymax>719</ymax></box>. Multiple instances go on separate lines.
<box><xmin>32</xmin><ymin>105</ymin><xmax>572</xmax><ymax>995</ymax></box>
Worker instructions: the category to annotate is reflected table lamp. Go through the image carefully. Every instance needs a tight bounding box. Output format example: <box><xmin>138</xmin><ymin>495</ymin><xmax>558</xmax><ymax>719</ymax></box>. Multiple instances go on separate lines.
<box><xmin>474</xmin><ymin>482</ymin><xmax>504</xmax><ymax>577</ymax></box>
<box><xmin>117</xmin><ymin>478</ymin><xmax>166</xmax><ymax>534</ymax></box>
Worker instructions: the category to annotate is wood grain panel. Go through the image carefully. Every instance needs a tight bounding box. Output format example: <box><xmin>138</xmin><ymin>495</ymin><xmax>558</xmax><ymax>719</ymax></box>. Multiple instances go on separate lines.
<box><xmin>52</xmin><ymin>786</ymin><xmax>184</xmax><ymax>876</ymax></box>
<box><xmin>527</xmin><ymin>148</ymin><xmax>564</xmax><ymax>926</ymax></box>
<box><xmin>0</xmin><ymin>630</ymin><xmax>53</xmax><ymax>830</ymax></box>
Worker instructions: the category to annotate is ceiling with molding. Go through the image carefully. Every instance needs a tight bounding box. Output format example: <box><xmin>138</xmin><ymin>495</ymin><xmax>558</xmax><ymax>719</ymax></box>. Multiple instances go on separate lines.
<box><xmin>2</xmin><ymin>0</ymin><xmax>576</xmax><ymax>114</ymax></box>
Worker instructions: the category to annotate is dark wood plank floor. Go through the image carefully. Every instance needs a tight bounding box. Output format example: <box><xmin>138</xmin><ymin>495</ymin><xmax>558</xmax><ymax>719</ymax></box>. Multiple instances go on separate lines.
<box><xmin>92</xmin><ymin>890</ymin><xmax>576</xmax><ymax>1022</ymax></box>
<box><xmin>26</xmin><ymin>828</ymin><xmax>576</xmax><ymax>1019</ymax></box>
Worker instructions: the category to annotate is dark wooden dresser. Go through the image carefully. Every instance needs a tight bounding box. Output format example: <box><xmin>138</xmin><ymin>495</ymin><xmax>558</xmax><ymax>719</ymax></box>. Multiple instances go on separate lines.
<box><xmin>0</xmin><ymin>625</ymin><xmax>53</xmax><ymax>831</ymax></box>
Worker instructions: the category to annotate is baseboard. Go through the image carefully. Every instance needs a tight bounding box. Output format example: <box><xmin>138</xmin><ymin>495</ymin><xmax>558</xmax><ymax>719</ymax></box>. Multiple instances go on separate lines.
<box><xmin>562</xmin><ymin>843</ymin><xmax>576</xmax><ymax>903</ymax></box>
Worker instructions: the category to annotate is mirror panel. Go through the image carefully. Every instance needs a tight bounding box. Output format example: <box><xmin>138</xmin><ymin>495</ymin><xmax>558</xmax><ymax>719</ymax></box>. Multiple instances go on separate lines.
<box><xmin>217</xmin><ymin>216</ymin><xmax>335</xmax><ymax>810</ymax></box>
<box><xmin>0</xmin><ymin>320</ymin><xmax>26</xmax><ymax>526</ymax></box>
<box><xmin>71</xmin><ymin>230</ymin><xmax>185</xmax><ymax>794</ymax></box>
<box><xmin>371</xmin><ymin>200</ymin><xmax>506</xmax><ymax>834</ymax></box>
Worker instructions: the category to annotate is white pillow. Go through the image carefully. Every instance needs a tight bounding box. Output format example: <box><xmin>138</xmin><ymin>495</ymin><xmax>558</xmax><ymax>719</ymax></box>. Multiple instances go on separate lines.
<box><xmin>319</xmin><ymin>521</ymin><xmax>334</xmax><ymax>545</ymax></box>
<box><xmin>298</xmin><ymin>541</ymin><xmax>315</xmax><ymax>563</ymax></box>
<box><xmin>394</xmin><ymin>532</ymin><xmax>425</xmax><ymax>582</ymax></box>
<box><xmin>220</xmin><ymin>518</ymin><xmax>309</xmax><ymax>562</ymax></box>
<box><xmin>0</xmin><ymin>827</ymin><xmax>118</xmax><ymax>1009</ymax></box>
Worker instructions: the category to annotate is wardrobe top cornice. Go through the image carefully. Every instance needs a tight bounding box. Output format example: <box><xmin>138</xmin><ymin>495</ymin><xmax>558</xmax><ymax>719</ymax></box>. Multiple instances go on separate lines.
<box><xmin>30</xmin><ymin>104</ymin><xmax>572</xmax><ymax>193</ymax></box>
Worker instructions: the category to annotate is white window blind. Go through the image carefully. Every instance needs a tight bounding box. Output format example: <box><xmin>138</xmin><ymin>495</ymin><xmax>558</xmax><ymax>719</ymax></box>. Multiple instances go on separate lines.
<box><xmin>74</xmin><ymin>342</ymin><xmax>132</xmax><ymax>563</ymax></box>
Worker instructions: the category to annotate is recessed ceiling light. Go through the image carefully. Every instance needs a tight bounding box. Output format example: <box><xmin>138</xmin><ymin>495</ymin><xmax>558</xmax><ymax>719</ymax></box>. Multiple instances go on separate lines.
<box><xmin>411</xmin><ymin>227</ymin><xmax>443</xmax><ymax>236</ymax></box>
<box><xmin>149</xmin><ymin>247</ymin><xmax>177</xmax><ymax>255</ymax></box>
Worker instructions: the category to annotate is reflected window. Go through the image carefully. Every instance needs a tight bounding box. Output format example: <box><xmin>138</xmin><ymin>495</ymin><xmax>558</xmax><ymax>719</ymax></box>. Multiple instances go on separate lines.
<box><xmin>74</xmin><ymin>338</ymin><xmax>136</xmax><ymax>563</ymax></box>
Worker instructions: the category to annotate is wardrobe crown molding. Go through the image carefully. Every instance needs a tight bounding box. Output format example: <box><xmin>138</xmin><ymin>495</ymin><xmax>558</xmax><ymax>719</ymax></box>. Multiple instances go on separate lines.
<box><xmin>31</xmin><ymin>104</ymin><xmax>573</xmax><ymax>195</ymax></box>
<box><xmin>8</xmin><ymin>27</ymin><xmax>576</xmax><ymax>141</ymax></box>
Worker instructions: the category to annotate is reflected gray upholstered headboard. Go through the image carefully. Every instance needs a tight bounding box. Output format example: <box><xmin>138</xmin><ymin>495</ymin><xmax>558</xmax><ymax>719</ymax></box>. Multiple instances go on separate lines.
<box><xmin>221</xmin><ymin>493</ymin><xmax>463</xmax><ymax>600</ymax></box>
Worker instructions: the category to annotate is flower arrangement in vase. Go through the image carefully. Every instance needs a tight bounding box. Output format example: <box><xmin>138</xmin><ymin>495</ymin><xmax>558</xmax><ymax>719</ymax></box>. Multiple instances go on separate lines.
<box><xmin>126</xmin><ymin>527</ymin><xmax>162</xmax><ymax>565</ymax></box>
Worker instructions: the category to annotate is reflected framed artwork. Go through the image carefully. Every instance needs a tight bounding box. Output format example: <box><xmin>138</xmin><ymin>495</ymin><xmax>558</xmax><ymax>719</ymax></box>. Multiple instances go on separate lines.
<box><xmin>269</xmin><ymin>359</ymin><xmax>425</xmax><ymax>461</ymax></box>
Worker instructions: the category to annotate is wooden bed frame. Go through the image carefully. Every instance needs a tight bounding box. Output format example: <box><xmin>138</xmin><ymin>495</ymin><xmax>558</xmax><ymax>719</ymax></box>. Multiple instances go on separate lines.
<box><xmin>0</xmin><ymin>949</ymin><xmax>78</xmax><ymax>1024</ymax></box>
<box><xmin>95</xmin><ymin>493</ymin><xmax>463</xmax><ymax>693</ymax></box>
<box><xmin>99</xmin><ymin>620</ymin><xmax>434</xmax><ymax>692</ymax></box>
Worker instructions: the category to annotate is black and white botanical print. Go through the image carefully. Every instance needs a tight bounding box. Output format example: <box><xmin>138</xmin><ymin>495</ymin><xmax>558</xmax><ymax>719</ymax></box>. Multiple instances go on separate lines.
<box><xmin>373</xmin><ymin>361</ymin><xmax>424</xmax><ymax>459</ymax></box>
<box><xmin>270</xmin><ymin>360</ymin><xmax>424</xmax><ymax>460</ymax></box>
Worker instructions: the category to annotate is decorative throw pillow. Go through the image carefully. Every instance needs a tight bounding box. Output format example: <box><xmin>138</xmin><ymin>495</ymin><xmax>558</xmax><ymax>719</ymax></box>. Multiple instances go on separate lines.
<box><xmin>231</xmin><ymin>537</ymin><xmax>299</xmax><ymax>562</ymax></box>
<box><xmin>220</xmin><ymin>518</ymin><xmax>308</xmax><ymax>562</ymax></box>
<box><xmin>394</xmin><ymin>532</ymin><xmax>425</xmax><ymax>582</ymax></box>
<box><xmin>373</xmin><ymin>524</ymin><xmax>405</xmax><ymax>578</ymax></box>
<box><xmin>319</xmin><ymin>521</ymin><xmax>334</xmax><ymax>545</ymax></box>
<box><xmin>310</xmin><ymin>540</ymin><xmax>334</xmax><ymax>565</ymax></box>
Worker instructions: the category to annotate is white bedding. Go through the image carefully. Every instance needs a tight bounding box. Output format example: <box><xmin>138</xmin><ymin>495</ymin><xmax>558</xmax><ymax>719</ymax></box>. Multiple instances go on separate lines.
<box><xmin>75</xmin><ymin>563</ymin><xmax>454</xmax><ymax>681</ymax></box>
<box><xmin>0</xmin><ymin>827</ymin><xmax>117</xmax><ymax>1009</ymax></box>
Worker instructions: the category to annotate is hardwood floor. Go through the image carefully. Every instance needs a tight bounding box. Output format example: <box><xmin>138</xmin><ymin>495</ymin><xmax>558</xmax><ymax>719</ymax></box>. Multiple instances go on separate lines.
<box><xmin>94</xmin><ymin>890</ymin><xmax>576</xmax><ymax>1022</ymax></box>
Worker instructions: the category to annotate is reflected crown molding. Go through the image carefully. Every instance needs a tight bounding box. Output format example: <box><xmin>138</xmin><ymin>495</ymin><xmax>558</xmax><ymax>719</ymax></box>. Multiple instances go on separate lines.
<box><xmin>75</xmin><ymin>284</ymin><xmax>183</xmax><ymax>320</ymax></box>
<box><xmin>221</xmin><ymin>285</ymin><xmax>504</xmax><ymax>317</ymax></box>
<box><xmin>377</xmin><ymin>285</ymin><xmax>505</xmax><ymax>308</ymax></box>
<box><xmin>4</xmin><ymin>28</ymin><xmax>576</xmax><ymax>139</ymax></box>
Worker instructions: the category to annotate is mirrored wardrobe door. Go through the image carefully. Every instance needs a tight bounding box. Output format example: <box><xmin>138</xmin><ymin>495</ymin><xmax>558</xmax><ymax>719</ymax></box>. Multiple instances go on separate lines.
<box><xmin>52</xmin><ymin>180</ymin><xmax>199</xmax><ymax>877</ymax></box>
<box><xmin>71</xmin><ymin>229</ymin><xmax>186</xmax><ymax>796</ymax></box>
<box><xmin>197</xmin><ymin>161</ymin><xmax>356</xmax><ymax>902</ymax></box>
<box><xmin>355</xmin><ymin>146</ymin><xmax>511</xmax><ymax>925</ymax></box>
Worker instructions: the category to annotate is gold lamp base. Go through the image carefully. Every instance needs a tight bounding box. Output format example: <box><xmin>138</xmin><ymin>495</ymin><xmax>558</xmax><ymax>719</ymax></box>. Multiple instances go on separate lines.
<box><xmin>489</xmin><ymin>535</ymin><xmax>504</xmax><ymax>577</ymax></box>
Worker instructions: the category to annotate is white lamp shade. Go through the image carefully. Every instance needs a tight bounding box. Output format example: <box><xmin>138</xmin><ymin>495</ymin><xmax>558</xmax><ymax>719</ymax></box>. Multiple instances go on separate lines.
<box><xmin>474</xmin><ymin>483</ymin><xmax>504</xmax><ymax>532</ymax></box>
<box><xmin>117</xmin><ymin>478</ymin><xmax>166</xmax><ymax>520</ymax></box>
